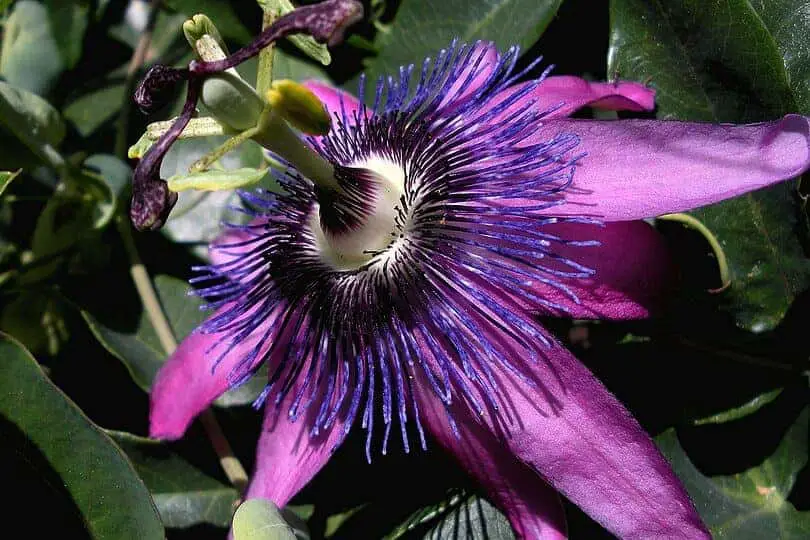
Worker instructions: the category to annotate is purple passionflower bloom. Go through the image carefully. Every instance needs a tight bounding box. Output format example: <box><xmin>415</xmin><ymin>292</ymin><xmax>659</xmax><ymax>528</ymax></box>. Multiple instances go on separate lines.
<box><xmin>148</xmin><ymin>41</ymin><xmax>810</xmax><ymax>539</ymax></box>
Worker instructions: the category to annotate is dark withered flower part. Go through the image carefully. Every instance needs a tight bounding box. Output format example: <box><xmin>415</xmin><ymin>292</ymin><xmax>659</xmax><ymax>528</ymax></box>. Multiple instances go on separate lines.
<box><xmin>134</xmin><ymin>64</ymin><xmax>189</xmax><ymax>115</ymax></box>
<box><xmin>189</xmin><ymin>0</ymin><xmax>363</xmax><ymax>76</ymax></box>
<box><xmin>130</xmin><ymin>78</ymin><xmax>202</xmax><ymax>230</ymax></box>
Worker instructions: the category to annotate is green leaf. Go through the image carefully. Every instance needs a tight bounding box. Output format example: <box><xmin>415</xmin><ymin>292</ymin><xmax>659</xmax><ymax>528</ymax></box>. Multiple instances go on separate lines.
<box><xmin>64</xmin><ymin>82</ymin><xmax>127</xmax><ymax>137</ymax></box>
<box><xmin>0</xmin><ymin>333</ymin><xmax>164</xmax><ymax>539</ymax></box>
<box><xmin>657</xmin><ymin>408</ymin><xmax>810</xmax><ymax>539</ymax></box>
<box><xmin>81</xmin><ymin>154</ymin><xmax>132</xmax><ymax>228</ymax></box>
<box><xmin>0</xmin><ymin>168</ymin><xmax>21</xmax><ymax>196</ymax></box>
<box><xmin>44</xmin><ymin>0</ymin><xmax>90</xmax><ymax>68</ymax></box>
<box><xmin>0</xmin><ymin>1</ymin><xmax>65</xmax><ymax>95</ymax></box>
<box><xmin>232</xmin><ymin>499</ymin><xmax>297</xmax><ymax>540</ymax></box>
<box><xmin>80</xmin><ymin>274</ymin><xmax>266</xmax><ymax>407</ymax></box>
<box><xmin>109</xmin><ymin>431</ymin><xmax>239</xmax><ymax>528</ymax></box>
<box><xmin>363</xmin><ymin>0</ymin><xmax>563</xmax><ymax>84</ymax></box>
<box><xmin>0</xmin><ymin>80</ymin><xmax>66</xmax><ymax>159</ymax></box>
<box><xmin>608</xmin><ymin>0</ymin><xmax>810</xmax><ymax>332</ymax></box>
<box><xmin>165</xmin><ymin>0</ymin><xmax>252</xmax><ymax>44</ymax></box>
<box><xmin>28</xmin><ymin>192</ymin><xmax>95</xmax><ymax>283</ymax></box>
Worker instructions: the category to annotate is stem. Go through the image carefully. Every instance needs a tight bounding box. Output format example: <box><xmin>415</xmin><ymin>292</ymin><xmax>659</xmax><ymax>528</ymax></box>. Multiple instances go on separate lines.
<box><xmin>255</xmin><ymin>9</ymin><xmax>278</xmax><ymax>96</ymax></box>
<box><xmin>115</xmin><ymin>0</ymin><xmax>248</xmax><ymax>494</ymax></box>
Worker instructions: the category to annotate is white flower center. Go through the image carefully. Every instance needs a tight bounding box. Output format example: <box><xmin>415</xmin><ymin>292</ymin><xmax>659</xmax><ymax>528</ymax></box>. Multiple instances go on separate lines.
<box><xmin>311</xmin><ymin>156</ymin><xmax>406</xmax><ymax>270</ymax></box>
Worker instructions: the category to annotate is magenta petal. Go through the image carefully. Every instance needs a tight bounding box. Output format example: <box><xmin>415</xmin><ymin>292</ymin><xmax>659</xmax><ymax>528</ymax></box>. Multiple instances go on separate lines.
<box><xmin>533</xmin><ymin>221</ymin><xmax>675</xmax><ymax>320</ymax></box>
<box><xmin>302</xmin><ymin>80</ymin><xmax>362</xmax><ymax>121</ymax></box>
<box><xmin>533</xmin><ymin>76</ymin><xmax>655</xmax><ymax>119</ymax></box>
<box><xmin>419</xmin><ymin>326</ymin><xmax>709</xmax><ymax>538</ymax></box>
<box><xmin>536</xmin><ymin>115</ymin><xmax>810</xmax><ymax>221</ymax></box>
<box><xmin>414</xmin><ymin>384</ymin><xmax>567</xmax><ymax>539</ymax></box>
<box><xmin>244</xmin><ymin>398</ymin><xmax>349</xmax><ymax>507</ymax></box>
<box><xmin>209</xmin><ymin>228</ymin><xmax>253</xmax><ymax>267</ymax></box>
<box><xmin>149</xmin><ymin>307</ymin><xmax>272</xmax><ymax>440</ymax></box>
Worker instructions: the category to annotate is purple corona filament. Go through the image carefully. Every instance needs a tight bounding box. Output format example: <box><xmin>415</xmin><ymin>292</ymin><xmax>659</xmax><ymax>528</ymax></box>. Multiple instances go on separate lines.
<box><xmin>191</xmin><ymin>41</ymin><xmax>589</xmax><ymax>460</ymax></box>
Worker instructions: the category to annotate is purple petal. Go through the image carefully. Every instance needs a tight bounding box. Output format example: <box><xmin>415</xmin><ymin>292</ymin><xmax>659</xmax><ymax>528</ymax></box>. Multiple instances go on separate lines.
<box><xmin>535</xmin><ymin>115</ymin><xmax>810</xmax><ymax>221</ymax></box>
<box><xmin>416</xmin><ymin>323</ymin><xmax>709</xmax><ymax>539</ymax></box>
<box><xmin>530</xmin><ymin>76</ymin><xmax>655</xmax><ymax>119</ymax></box>
<box><xmin>244</xmin><ymin>391</ymin><xmax>350</xmax><ymax>507</ymax></box>
<box><xmin>149</xmin><ymin>306</ymin><xmax>273</xmax><ymax>440</ymax></box>
<box><xmin>532</xmin><ymin>221</ymin><xmax>675</xmax><ymax>320</ymax></box>
<box><xmin>414</xmin><ymin>384</ymin><xmax>568</xmax><ymax>539</ymax></box>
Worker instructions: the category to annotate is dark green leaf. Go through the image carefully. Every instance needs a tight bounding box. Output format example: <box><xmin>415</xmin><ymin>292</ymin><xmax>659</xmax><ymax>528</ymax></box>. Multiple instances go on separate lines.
<box><xmin>363</xmin><ymin>0</ymin><xmax>563</xmax><ymax>84</ymax></box>
<box><xmin>44</xmin><ymin>0</ymin><xmax>90</xmax><ymax>68</ymax></box>
<box><xmin>81</xmin><ymin>274</ymin><xmax>266</xmax><ymax>406</ymax></box>
<box><xmin>27</xmin><ymin>192</ymin><xmax>95</xmax><ymax>283</ymax></box>
<box><xmin>109</xmin><ymin>430</ymin><xmax>239</xmax><ymax>528</ymax></box>
<box><xmin>657</xmin><ymin>408</ymin><xmax>810</xmax><ymax>539</ymax></box>
<box><xmin>0</xmin><ymin>1</ymin><xmax>65</xmax><ymax>95</ymax></box>
<box><xmin>0</xmin><ymin>333</ymin><xmax>164</xmax><ymax>539</ymax></box>
<box><xmin>608</xmin><ymin>0</ymin><xmax>810</xmax><ymax>331</ymax></box>
<box><xmin>0</xmin><ymin>80</ymin><xmax>66</xmax><ymax>158</ymax></box>
<box><xmin>164</xmin><ymin>0</ymin><xmax>252</xmax><ymax>44</ymax></box>
<box><xmin>386</xmin><ymin>492</ymin><xmax>513</xmax><ymax>540</ymax></box>
<box><xmin>64</xmin><ymin>82</ymin><xmax>127</xmax><ymax>137</ymax></box>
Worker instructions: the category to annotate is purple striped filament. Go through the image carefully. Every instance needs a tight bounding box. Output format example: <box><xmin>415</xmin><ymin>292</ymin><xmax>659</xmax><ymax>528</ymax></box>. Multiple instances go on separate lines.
<box><xmin>191</xmin><ymin>40</ymin><xmax>597</xmax><ymax>461</ymax></box>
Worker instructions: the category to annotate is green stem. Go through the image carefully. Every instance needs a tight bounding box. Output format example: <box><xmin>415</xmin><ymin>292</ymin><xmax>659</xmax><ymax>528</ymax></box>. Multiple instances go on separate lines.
<box><xmin>114</xmin><ymin>0</ymin><xmax>248</xmax><ymax>495</ymax></box>
<box><xmin>256</xmin><ymin>9</ymin><xmax>278</xmax><ymax>96</ymax></box>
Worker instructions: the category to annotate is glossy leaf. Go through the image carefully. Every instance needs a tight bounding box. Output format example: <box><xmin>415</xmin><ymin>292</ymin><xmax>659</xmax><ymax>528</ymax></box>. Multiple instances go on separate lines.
<box><xmin>657</xmin><ymin>408</ymin><xmax>810</xmax><ymax>539</ymax></box>
<box><xmin>81</xmin><ymin>274</ymin><xmax>266</xmax><ymax>406</ymax></box>
<box><xmin>0</xmin><ymin>1</ymin><xmax>64</xmax><ymax>95</ymax></box>
<box><xmin>608</xmin><ymin>0</ymin><xmax>810</xmax><ymax>332</ymax></box>
<box><xmin>109</xmin><ymin>431</ymin><xmax>239</xmax><ymax>528</ymax></box>
<box><xmin>0</xmin><ymin>333</ymin><xmax>164</xmax><ymax>539</ymax></box>
<box><xmin>363</xmin><ymin>0</ymin><xmax>563</xmax><ymax>84</ymax></box>
<box><xmin>0</xmin><ymin>80</ymin><xmax>66</xmax><ymax>159</ymax></box>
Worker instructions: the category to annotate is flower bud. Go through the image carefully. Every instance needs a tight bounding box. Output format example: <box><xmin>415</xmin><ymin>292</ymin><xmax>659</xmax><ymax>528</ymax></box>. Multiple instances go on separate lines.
<box><xmin>266</xmin><ymin>79</ymin><xmax>332</xmax><ymax>135</ymax></box>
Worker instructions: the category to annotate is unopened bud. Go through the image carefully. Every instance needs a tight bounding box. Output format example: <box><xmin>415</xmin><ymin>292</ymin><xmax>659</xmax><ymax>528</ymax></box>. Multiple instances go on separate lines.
<box><xmin>266</xmin><ymin>79</ymin><xmax>331</xmax><ymax>135</ymax></box>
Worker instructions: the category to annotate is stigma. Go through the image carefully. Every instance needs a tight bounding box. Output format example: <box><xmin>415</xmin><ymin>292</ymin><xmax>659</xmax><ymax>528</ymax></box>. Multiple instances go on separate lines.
<box><xmin>310</xmin><ymin>156</ymin><xmax>406</xmax><ymax>270</ymax></box>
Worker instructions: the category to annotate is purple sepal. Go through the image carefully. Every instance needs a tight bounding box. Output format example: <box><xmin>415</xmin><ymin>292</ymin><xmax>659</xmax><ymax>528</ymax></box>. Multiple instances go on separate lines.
<box><xmin>134</xmin><ymin>65</ymin><xmax>189</xmax><ymax>115</ymax></box>
<box><xmin>130</xmin><ymin>78</ymin><xmax>201</xmax><ymax>231</ymax></box>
